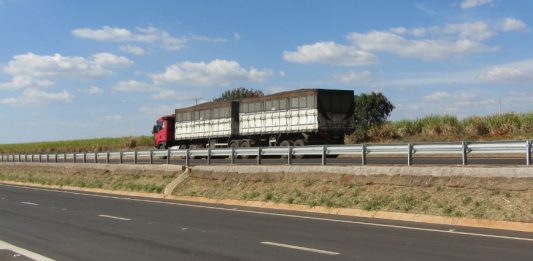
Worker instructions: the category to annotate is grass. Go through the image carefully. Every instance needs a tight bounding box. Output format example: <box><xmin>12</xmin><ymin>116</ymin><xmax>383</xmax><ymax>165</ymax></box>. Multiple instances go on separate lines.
<box><xmin>352</xmin><ymin>112</ymin><xmax>532</xmax><ymax>143</ymax></box>
<box><xmin>0</xmin><ymin>164</ymin><xmax>175</xmax><ymax>193</ymax></box>
<box><xmin>0</xmin><ymin>136</ymin><xmax>154</xmax><ymax>154</ymax></box>
<box><xmin>173</xmin><ymin>172</ymin><xmax>533</xmax><ymax>222</ymax></box>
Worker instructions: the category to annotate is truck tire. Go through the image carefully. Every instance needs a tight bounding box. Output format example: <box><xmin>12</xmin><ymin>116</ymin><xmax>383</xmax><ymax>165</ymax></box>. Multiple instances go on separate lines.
<box><xmin>293</xmin><ymin>139</ymin><xmax>306</xmax><ymax>159</ymax></box>
<box><xmin>279</xmin><ymin>139</ymin><xmax>291</xmax><ymax>159</ymax></box>
<box><xmin>229</xmin><ymin>141</ymin><xmax>238</xmax><ymax>160</ymax></box>
<box><xmin>239</xmin><ymin>140</ymin><xmax>251</xmax><ymax>159</ymax></box>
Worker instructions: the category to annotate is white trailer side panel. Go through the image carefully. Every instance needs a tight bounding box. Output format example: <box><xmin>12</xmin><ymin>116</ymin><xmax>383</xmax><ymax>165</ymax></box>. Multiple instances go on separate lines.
<box><xmin>175</xmin><ymin>118</ymin><xmax>232</xmax><ymax>140</ymax></box>
<box><xmin>239</xmin><ymin>108</ymin><xmax>318</xmax><ymax>135</ymax></box>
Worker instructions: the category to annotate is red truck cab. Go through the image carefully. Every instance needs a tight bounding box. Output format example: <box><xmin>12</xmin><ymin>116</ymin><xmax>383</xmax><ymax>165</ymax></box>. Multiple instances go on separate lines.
<box><xmin>152</xmin><ymin>115</ymin><xmax>175</xmax><ymax>149</ymax></box>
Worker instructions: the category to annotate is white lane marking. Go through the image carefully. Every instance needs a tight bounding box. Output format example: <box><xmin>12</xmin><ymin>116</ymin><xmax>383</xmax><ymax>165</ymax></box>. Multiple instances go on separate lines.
<box><xmin>98</xmin><ymin>214</ymin><xmax>131</xmax><ymax>221</ymax></box>
<box><xmin>2</xmin><ymin>183</ymin><xmax>532</xmax><ymax>242</ymax></box>
<box><xmin>0</xmin><ymin>240</ymin><xmax>55</xmax><ymax>261</ymax></box>
<box><xmin>261</xmin><ymin>241</ymin><xmax>340</xmax><ymax>255</ymax></box>
<box><xmin>20</xmin><ymin>201</ymin><xmax>39</xmax><ymax>206</ymax></box>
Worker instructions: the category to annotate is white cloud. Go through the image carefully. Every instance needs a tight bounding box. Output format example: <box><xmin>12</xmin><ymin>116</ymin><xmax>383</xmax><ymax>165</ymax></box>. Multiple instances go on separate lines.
<box><xmin>234</xmin><ymin>32</ymin><xmax>241</xmax><ymax>40</ymax></box>
<box><xmin>479</xmin><ymin>67</ymin><xmax>533</xmax><ymax>83</ymax></box>
<box><xmin>478</xmin><ymin>59</ymin><xmax>533</xmax><ymax>84</ymax></box>
<box><xmin>334</xmin><ymin>70</ymin><xmax>371</xmax><ymax>83</ymax></box>
<box><xmin>112</xmin><ymin>80</ymin><xmax>153</xmax><ymax>92</ymax></box>
<box><xmin>287</xmin><ymin>19</ymin><xmax>525</xmax><ymax>65</ymax></box>
<box><xmin>72</xmin><ymin>26</ymin><xmax>226</xmax><ymax>51</ymax></box>
<box><xmin>92</xmin><ymin>52</ymin><xmax>134</xmax><ymax>66</ymax></box>
<box><xmin>4</xmin><ymin>52</ymin><xmax>132</xmax><ymax>77</ymax></box>
<box><xmin>84</xmin><ymin>86</ymin><xmax>103</xmax><ymax>94</ymax></box>
<box><xmin>499</xmin><ymin>18</ymin><xmax>528</xmax><ymax>32</ymax></box>
<box><xmin>348</xmin><ymin>31</ymin><xmax>496</xmax><ymax>60</ymax></box>
<box><xmin>119</xmin><ymin>44</ymin><xmax>147</xmax><ymax>55</ymax></box>
<box><xmin>0</xmin><ymin>89</ymin><xmax>74</xmax><ymax>106</ymax></box>
<box><xmin>460</xmin><ymin>0</ymin><xmax>493</xmax><ymax>9</ymax></box>
<box><xmin>283</xmin><ymin>41</ymin><xmax>378</xmax><ymax>66</ymax></box>
<box><xmin>150</xmin><ymin>89</ymin><xmax>179</xmax><ymax>100</ymax></box>
<box><xmin>72</xmin><ymin>26</ymin><xmax>143</xmax><ymax>42</ymax></box>
<box><xmin>0</xmin><ymin>52</ymin><xmax>133</xmax><ymax>90</ymax></box>
<box><xmin>151</xmin><ymin>59</ymin><xmax>273</xmax><ymax>86</ymax></box>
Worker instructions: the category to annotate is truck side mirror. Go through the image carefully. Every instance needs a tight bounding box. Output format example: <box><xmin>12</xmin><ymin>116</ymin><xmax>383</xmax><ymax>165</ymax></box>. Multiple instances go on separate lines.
<box><xmin>152</xmin><ymin>126</ymin><xmax>157</xmax><ymax>134</ymax></box>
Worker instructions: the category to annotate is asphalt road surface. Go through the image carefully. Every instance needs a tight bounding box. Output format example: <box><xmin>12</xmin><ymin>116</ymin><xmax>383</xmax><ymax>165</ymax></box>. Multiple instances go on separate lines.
<box><xmin>1</xmin><ymin>183</ymin><xmax>532</xmax><ymax>261</ymax></box>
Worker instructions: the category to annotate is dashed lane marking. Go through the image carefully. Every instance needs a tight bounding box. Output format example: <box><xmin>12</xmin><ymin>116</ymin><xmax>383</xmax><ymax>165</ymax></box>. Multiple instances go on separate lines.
<box><xmin>261</xmin><ymin>241</ymin><xmax>340</xmax><ymax>255</ymax></box>
<box><xmin>20</xmin><ymin>202</ymin><xmax>38</xmax><ymax>206</ymax></box>
<box><xmin>98</xmin><ymin>214</ymin><xmax>131</xmax><ymax>221</ymax></box>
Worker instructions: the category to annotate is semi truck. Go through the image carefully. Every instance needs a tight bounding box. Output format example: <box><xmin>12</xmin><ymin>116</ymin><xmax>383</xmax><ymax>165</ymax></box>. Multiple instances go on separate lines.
<box><xmin>152</xmin><ymin>89</ymin><xmax>355</xmax><ymax>152</ymax></box>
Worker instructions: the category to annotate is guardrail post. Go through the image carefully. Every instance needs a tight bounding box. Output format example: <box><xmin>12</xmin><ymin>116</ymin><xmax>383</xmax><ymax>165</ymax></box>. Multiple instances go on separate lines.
<box><xmin>407</xmin><ymin>143</ymin><xmax>413</xmax><ymax>166</ymax></box>
<box><xmin>462</xmin><ymin>141</ymin><xmax>468</xmax><ymax>166</ymax></box>
<box><xmin>133</xmin><ymin>150</ymin><xmax>137</xmax><ymax>164</ymax></box>
<box><xmin>149</xmin><ymin>150</ymin><xmax>153</xmax><ymax>165</ymax></box>
<box><xmin>39</xmin><ymin>154</ymin><xmax>42</xmax><ymax>163</ymax></box>
<box><xmin>106</xmin><ymin>152</ymin><xmax>110</xmax><ymax>164</ymax></box>
<box><xmin>527</xmin><ymin>140</ymin><xmax>531</xmax><ymax>166</ymax></box>
<box><xmin>185</xmin><ymin>148</ymin><xmax>190</xmax><ymax>167</ymax></box>
<box><xmin>46</xmin><ymin>154</ymin><xmax>49</xmax><ymax>163</ymax></box>
<box><xmin>257</xmin><ymin>147</ymin><xmax>262</xmax><ymax>165</ymax></box>
<box><xmin>55</xmin><ymin>153</ymin><xmax>58</xmax><ymax>163</ymax></box>
<box><xmin>25</xmin><ymin>154</ymin><xmax>28</xmax><ymax>162</ymax></box>
<box><xmin>119</xmin><ymin>151</ymin><xmax>123</xmax><ymax>164</ymax></box>
<box><xmin>73</xmin><ymin>153</ymin><xmax>77</xmax><ymax>163</ymax></box>
<box><xmin>63</xmin><ymin>153</ymin><xmax>66</xmax><ymax>163</ymax></box>
<box><xmin>94</xmin><ymin>152</ymin><xmax>98</xmax><ymax>163</ymax></box>
<box><xmin>207</xmin><ymin>148</ymin><xmax>211</xmax><ymax>165</ymax></box>
<box><xmin>31</xmin><ymin>154</ymin><xmax>34</xmax><ymax>162</ymax></box>
<box><xmin>83</xmin><ymin>152</ymin><xmax>86</xmax><ymax>163</ymax></box>
<box><xmin>361</xmin><ymin>144</ymin><xmax>367</xmax><ymax>166</ymax></box>
<box><xmin>230</xmin><ymin>147</ymin><xmax>235</xmax><ymax>164</ymax></box>
<box><xmin>167</xmin><ymin>148</ymin><xmax>171</xmax><ymax>165</ymax></box>
<box><xmin>321</xmin><ymin>145</ymin><xmax>327</xmax><ymax>166</ymax></box>
<box><xmin>287</xmin><ymin>146</ymin><xmax>292</xmax><ymax>165</ymax></box>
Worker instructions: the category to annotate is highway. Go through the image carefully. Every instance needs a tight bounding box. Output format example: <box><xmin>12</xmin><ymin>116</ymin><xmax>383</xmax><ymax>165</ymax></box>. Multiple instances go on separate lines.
<box><xmin>1</xmin><ymin>183</ymin><xmax>532</xmax><ymax>260</ymax></box>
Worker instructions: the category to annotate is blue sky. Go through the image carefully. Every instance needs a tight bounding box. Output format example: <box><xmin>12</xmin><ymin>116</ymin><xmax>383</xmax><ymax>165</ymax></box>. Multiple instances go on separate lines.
<box><xmin>0</xmin><ymin>0</ymin><xmax>532</xmax><ymax>143</ymax></box>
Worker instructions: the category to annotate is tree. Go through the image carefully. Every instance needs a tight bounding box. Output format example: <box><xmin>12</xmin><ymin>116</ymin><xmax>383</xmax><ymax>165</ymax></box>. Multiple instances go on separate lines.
<box><xmin>353</xmin><ymin>92</ymin><xmax>395</xmax><ymax>139</ymax></box>
<box><xmin>213</xmin><ymin>87</ymin><xmax>264</xmax><ymax>101</ymax></box>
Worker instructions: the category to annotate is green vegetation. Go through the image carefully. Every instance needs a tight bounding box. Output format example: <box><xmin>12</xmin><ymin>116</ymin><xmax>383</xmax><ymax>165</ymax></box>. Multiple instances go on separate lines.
<box><xmin>348</xmin><ymin>112</ymin><xmax>533</xmax><ymax>143</ymax></box>
<box><xmin>0</xmin><ymin>136</ymin><xmax>153</xmax><ymax>154</ymax></box>
<box><xmin>352</xmin><ymin>92</ymin><xmax>395</xmax><ymax>141</ymax></box>
<box><xmin>0</xmin><ymin>165</ymin><xmax>176</xmax><ymax>193</ymax></box>
<box><xmin>212</xmin><ymin>87</ymin><xmax>264</xmax><ymax>102</ymax></box>
<box><xmin>174</xmin><ymin>172</ymin><xmax>533</xmax><ymax>222</ymax></box>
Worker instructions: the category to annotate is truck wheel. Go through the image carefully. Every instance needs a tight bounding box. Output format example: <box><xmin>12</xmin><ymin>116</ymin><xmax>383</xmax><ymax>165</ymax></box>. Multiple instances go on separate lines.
<box><xmin>293</xmin><ymin>139</ymin><xmax>306</xmax><ymax>159</ymax></box>
<box><xmin>279</xmin><ymin>140</ymin><xmax>291</xmax><ymax>159</ymax></box>
<box><xmin>178</xmin><ymin>144</ymin><xmax>187</xmax><ymax>159</ymax></box>
<box><xmin>229</xmin><ymin>142</ymin><xmax>238</xmax><ymax>160</ymax></box>
<box><xmin>240</xmin><ymin>140</ymin><xmax>251</xmax><ymax>159</ymax></box>
<box><xmin>157</xmin><ymin>144</ymin><xmax>168</xmax><ymax>160</ymax></box>
<box><xmin>189</xmin><ymin>144</ymin><xmax>200</xmax><ymax>159</ymax></box>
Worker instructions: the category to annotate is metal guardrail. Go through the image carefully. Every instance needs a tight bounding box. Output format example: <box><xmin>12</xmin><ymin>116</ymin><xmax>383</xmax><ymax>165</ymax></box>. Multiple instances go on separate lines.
<box><xmin>0</xmin><ymin>140</ymin><xmax>531</xmax><ymax>167</ymax></box>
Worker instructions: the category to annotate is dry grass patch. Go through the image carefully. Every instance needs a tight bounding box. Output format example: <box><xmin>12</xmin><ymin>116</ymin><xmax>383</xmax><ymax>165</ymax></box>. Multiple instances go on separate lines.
<box><xmin>0</xmin><ymin>165</ymin><xmax>176</xmax><ymax>193</ymax></box>
<box><xmin>174</xmin><ymin>171</ymin><xmax>533</xmax><ymax>222</ymax></box>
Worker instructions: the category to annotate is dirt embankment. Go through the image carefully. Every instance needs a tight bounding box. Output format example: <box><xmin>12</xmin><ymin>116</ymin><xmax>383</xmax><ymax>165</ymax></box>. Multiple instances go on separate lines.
<box><xmin>0</xmin><ymin>164</ymin><xmax>180</xmax><ymax>194</ymax></box>
<box><xmin>175</xmin><ymin>169</ymin><xmax>533</xmax><ymax>222</ymax></box>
